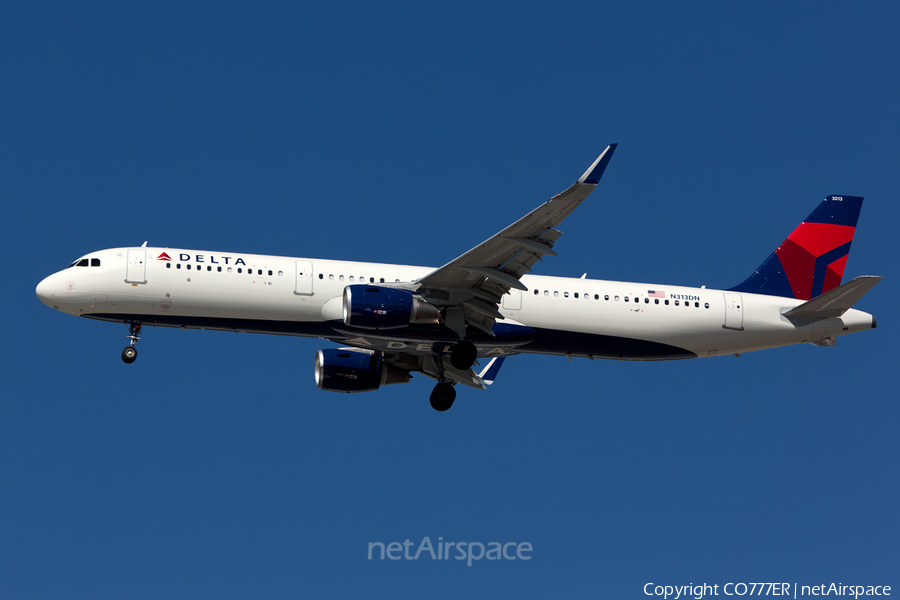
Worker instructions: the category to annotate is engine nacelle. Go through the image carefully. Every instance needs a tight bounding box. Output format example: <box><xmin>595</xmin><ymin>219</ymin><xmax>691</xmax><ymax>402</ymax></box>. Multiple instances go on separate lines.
<box><xmin>342</xmin><ymin>285</ymin><xmax>440</xmax><ymax>330</ymax></box>
<box><xmin>314</xmin><ymin>348</ymin><xmax>411</xmax><ymax>393</ymax></box>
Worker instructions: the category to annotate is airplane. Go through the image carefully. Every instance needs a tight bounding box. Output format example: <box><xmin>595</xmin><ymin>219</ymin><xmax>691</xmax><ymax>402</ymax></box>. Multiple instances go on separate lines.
<box><xmin>35</xmin><ymin>144</ymin><xmax>881</xmax><ymax>411</ymax></box>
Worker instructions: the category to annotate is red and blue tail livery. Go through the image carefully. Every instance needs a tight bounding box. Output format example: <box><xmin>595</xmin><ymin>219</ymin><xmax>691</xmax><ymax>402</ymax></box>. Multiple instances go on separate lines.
<box><xmin>730</xmin><ymin>195</ymin><xmax>863</xmax><ymax>300</ymax></box>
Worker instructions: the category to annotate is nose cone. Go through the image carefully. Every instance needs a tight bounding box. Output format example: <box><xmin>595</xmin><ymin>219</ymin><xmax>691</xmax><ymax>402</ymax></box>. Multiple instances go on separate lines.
<box><xmin>36</xmin><ymin>275</ymin><xmax>56</xmax><ymax>308</ymax></box>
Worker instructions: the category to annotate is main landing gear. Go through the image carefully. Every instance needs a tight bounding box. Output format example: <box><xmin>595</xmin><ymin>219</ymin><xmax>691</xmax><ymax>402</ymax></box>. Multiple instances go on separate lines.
<box><xmin>121</xmin><ymin>322</ymin><xmax>141</xmax><ymax>364</ymax></box>
<box><xmin>450</xmin><ymin>340</ymin><xmax>477</xmax><ymax>370</ymax></box>
<box><xmin>429</xmin><ymin>351</ymin><xmax>459</xmax><ymax>411</ymax></box>
<box><xmin>428</xmin><ymin>341</ymin><xmax>478</xmax><ymax>411</ymax></box>
<box><xmin>430</xmin><ymin>382</ymin><xmax>456</xmax><ymax>412</ymax></box>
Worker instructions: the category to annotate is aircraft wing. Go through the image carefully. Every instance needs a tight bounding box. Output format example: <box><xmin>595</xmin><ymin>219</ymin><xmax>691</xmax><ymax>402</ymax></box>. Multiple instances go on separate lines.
<box><xmin>414</xmin><ymin>144</ymin><xmax>617</xmax><ymax>336</ymax></box>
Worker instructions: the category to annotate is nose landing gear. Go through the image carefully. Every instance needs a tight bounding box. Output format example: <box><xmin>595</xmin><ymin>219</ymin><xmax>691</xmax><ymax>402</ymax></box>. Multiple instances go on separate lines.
<box><xmin>121</xmin><ymin>322</ymin><xmax>141</xmax><ymax>364</ymax></box>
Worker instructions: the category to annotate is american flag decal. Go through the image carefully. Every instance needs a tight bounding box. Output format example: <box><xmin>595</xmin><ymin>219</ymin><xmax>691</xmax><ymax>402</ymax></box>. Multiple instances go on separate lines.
<box><xmin>647</xmin><ymin>290</ymin><xmax>665</xmax><ymax>298</ymax></box>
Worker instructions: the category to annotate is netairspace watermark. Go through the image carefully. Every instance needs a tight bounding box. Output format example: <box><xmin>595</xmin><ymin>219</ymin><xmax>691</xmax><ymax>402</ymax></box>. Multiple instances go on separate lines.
<box><xmin>368</xmin><ymin>537</ymin><xmax>531</xmax><ymax>567</ymax></box>
<box><xmin>644</xmin><ymin>582</ymin><xmax>891</xmax><ymax>599</ymax></box>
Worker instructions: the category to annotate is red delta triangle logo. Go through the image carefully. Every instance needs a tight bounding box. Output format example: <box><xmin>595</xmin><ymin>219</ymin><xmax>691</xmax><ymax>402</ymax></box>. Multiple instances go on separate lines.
<box><xmin>157</xmin><ymin>252</ymin><xmax>172</xmax><ymax>261</ymax></box>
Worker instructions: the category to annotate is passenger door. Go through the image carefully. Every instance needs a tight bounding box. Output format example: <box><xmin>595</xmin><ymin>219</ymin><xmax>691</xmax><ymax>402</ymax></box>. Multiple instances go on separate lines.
<box><xmin>723</xmin><ymin>293</ymin><xmax>744</xmax><ymax>331</ymax></box>
<box><xmin>125</xmin><ymin>249</ymin><xmax>147</xmax><ymax>284</ymax></box>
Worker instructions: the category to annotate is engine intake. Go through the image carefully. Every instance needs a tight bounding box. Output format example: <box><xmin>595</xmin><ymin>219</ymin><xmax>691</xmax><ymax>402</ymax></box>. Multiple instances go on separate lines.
<box><xmin>342</xmin><ymin>285</ymin><xmax>440</xmax><ymax>330</ymax></box>
<box><xmin>314</xmin><ymin>348</ymin><xmax>411</xmax><ymax>393</ymax></box>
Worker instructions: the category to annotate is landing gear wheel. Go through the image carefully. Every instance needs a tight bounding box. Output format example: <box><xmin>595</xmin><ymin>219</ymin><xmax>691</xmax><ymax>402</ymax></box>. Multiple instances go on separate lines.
<box><xmin>430</xmin><ymin>383</ymin><xmax>456</xmax><ymax>412</ymax></box>
<box><xmin>121</xmin><ymin>322</ymin><xmax>141</xmax><ymax>364</ymax></box>
<box><xmin>450</xmin><ymin>341</ymin><xmax>478</xmax><ymax>370</ymax></box>
<box><xmin>121</xmin><ymin>346</ymin><xmax>138</xmax><ymax>364</ymax></box>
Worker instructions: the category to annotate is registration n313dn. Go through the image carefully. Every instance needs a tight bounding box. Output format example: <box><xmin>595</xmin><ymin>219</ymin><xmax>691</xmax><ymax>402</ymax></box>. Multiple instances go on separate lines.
<box><xmin>36</xmin><ymin>145</ymin><xmax>881</xmax><ymax>411</ymax></box>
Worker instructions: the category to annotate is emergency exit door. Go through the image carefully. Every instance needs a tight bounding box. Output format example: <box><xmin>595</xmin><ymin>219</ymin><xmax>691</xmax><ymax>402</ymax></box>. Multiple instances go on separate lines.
<box><xmin>502</xmin><ymin>289</ymin><xmax>522</xmax><ymax>310</ymax></box>
<box><xmin>294</xmin><ymin>260</ymin><xmax>314</xmax><ymax>295</ymax></box>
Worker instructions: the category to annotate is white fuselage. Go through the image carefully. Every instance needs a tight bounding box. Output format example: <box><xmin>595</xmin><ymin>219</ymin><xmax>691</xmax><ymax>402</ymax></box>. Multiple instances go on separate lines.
<box><xmin>36</xmin><ymin>247</ymin><xmax>876</xmax><ymax>360</ymax></box>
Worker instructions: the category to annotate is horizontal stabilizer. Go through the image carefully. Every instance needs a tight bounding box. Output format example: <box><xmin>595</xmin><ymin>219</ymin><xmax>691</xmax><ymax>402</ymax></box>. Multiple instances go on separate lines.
<box><xmin>783</xmin><ymin>275</ymin><xmax>882</xmax><ymax>320</ymax></box>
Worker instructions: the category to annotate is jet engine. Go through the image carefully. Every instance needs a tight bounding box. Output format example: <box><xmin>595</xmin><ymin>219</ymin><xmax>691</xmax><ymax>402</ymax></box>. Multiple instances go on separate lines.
<box><xmin>342</xmin><ymin>285</ymin><xmax>440</xmax><ymax>330</ymax></box>
<box><xmin>314</xmin><ymin>348</ymin><xmax>411</xmax><ymax>393</ymax></box>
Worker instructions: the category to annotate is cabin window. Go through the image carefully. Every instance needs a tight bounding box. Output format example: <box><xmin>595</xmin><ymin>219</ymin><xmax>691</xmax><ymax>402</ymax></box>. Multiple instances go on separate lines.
<box><xmin>329</xmin><ymin>274</ymin><xmax>334</xmax><ymax>280</ymax></box>
<box><xmin>644</xmin><ymin>298</ymin><xmax>649</xmax><ymax>304</ymax></box>
<box><xmin>694</xmin><ymin>302</ymin><xmax>699</xmax><ymax>308</ymax></box>
<box><xmin>228</xmin><ymin>267</ymin><xmax>233</xmax><ymax>273</ymax></box>
<box><xmin>166</xmin><ymin>263</ymin><xmax>171</xmax><ymax>269</ymax></box>
<box><xmin>278</xmin><ymin>271</ymin><xmax>284</xmax><ymax>277</ymax></box>
<box><xmin>217</xmin><ymin>266</ymin><xmax>222</xmax><ymax>272</ymax></box>
<box><xmin>614</xmin><ymin>295</ymin><xmax>620</xmax><ymax>302</ymax></box>
<box><xmin>370</xmin><ymin>277</ymin><xmax>375</xmax><ymax>283</ymax></box>
<box><xmin>664</xmin><ymin>299</ymin><xmax>669</xmax><ymax>305</ymax></box>
<box><xmin>704</xmin><ymin>303</ymin><xmax>709</xmax><ymax>308</ymax></box>
<box><xmin>534</xmin><ymin>289</ymin><xmax>539</xmax><ymax>295</ymax></box>
<box><xmin>624</xmin><ymin>297</ymin><xmax>629</xmax><ymax>302</ymax></box>
<box><xmin>674</xmin><ymin>300</ymin><xmax>679</xmax><ymax>306</ymax></box>
<box><xmin>554</xmin><ymin>291</ymin><xmax>559</xmax><ymax>297</ymax></box>
<box><xmin>349</xmin><ymin>276</ymin><xmax>355</xmax><ymax>282</ymax></box>
<box><xmin>574</xmin><ymin>293</ymin><xmax>579</xmax><ymax>298</ymax></box>
<box><xmin>319</xmin><ymin>273</ymin><xmax>323</xmax><ymax>279</ymax></box>
<box><xmin>187</xmin><ymin>264</ymin><xmax>192</xmax><ymax>270</ymax></box>
<box><xmin>237</xmin><ymin>268</ymin><xmax>242</xmax><ymax>273</ymax></box>
<box><xmin>268</xmin><ymin>270</ymin><xmax>273</xmax><ymax>276</ymax></box>
<box><xmin>339</xmin><ymin>275</ymin><xmax>344</xmax><ymax>281</ymax></box>
<box><xmin>654</xmin><ymin>298</ymin><xmax>659</xmax><ymax>304</ymax></box>
<box><xmin>207</xmin><ymin>266</ymin><xmax>212</xmax><ymax>271</ymax></box>
<box><xmin>177</xmin><ymin>264</ymin><xmax>182</xmax><ymax>270</ymax></box>
<box><xmin>258</xmin><ymin>269</ymin><xmax>263</xmax><ymax>275</ymax></box>
<box><xmin>564</xmin><ymin>292</ymin><xmax>569</xmax><ymax>298</ymax></box>
<box><xmin>603</xmin><ymin>295</ymin><xmax>609</xmax><ymax>300</ymax></box>
<box><xmin>544</xmin><ymin>290</ymin><xmax>549</xmax><ymax>296</ymax></box>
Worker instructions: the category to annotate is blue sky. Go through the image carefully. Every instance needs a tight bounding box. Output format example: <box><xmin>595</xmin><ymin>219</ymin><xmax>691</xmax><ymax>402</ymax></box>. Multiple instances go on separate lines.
<box><xmin>1</xmin><ymin>2</ymin><xmax>897</xmax><ymax>598</ymax></box>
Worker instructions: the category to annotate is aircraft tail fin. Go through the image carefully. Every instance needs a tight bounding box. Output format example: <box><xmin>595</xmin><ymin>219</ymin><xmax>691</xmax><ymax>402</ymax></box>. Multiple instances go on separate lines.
<box><xmin>729</xmin><ymin>195</ymin><xmax>864</xmax><ymax>300</ymax></box>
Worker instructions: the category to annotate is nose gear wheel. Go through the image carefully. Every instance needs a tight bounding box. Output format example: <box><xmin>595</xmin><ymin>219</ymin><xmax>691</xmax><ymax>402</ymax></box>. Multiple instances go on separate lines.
<box><xmin>121</xmin><ymin>322</ymin><xmax>141</xmax><ymax>364</ymax></box>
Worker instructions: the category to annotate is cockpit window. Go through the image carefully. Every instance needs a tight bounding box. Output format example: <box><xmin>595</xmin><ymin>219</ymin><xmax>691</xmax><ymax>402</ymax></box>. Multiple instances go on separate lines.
<box><xmin>66</xmin><ymin>257</ymin><xmax>101</xmax><ymax>268</ymax></box>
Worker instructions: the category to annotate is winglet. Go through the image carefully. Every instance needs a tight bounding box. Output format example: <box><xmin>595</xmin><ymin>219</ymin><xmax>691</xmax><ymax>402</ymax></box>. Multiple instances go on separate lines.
<box><xmin>478</xmin><ymin>356</ymin><xmax>506</xmax><ymax>386</ymax></box>
<box><xmin>577</xmin><ymin>144</ymin><xmax>618</xmax><ymax>185</ymax></box>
